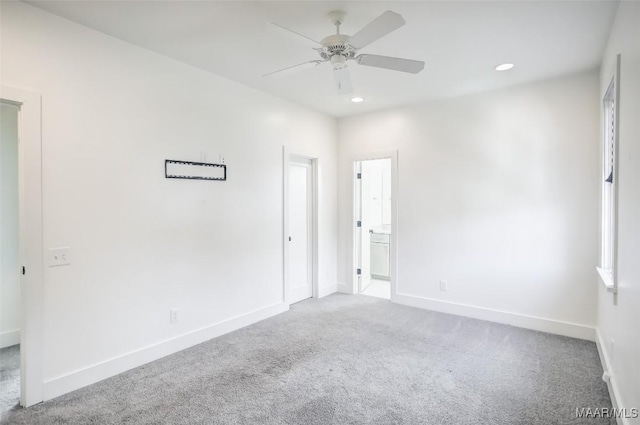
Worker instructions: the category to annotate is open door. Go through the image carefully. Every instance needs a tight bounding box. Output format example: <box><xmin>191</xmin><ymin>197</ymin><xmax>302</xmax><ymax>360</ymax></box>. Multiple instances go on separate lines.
<box><xmin>1</xmin><ymin>86</ymin><xmax>44</xmax><ymax>407</ymax></box>
<box><xmin>354</xmin><ymin>161</ymin><xmax>365</xmax><ymax>293</ymax></box>
<box><xmin>287</xmin><ymin>156</ymin><xmax>313</xmax><ymax>304</ymax></box>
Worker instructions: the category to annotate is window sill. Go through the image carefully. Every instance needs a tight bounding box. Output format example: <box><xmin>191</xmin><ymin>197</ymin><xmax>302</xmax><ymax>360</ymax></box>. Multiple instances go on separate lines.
<box><xmin>596</xmin><ymin>267</ymin><xmax>617</xmax><ymax>293</ymax></box>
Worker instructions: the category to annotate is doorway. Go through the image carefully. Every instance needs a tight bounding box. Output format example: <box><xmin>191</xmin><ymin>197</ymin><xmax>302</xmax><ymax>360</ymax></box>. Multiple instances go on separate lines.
<box><xmin>0</xmin><ymin>86</ymin><xmax>43</xmax><ymax>408</ymax></box>
<box><xmin>0</xmin><ymin>101</ymin><xmax>21</xmax><ymax>411</ymax></box>
<box><xmin>285</xmin><ymin>153</ymin><xmax>317</xmax><ymax>305</ymax></box>
<box><xmin>353</xmin><ymin>153</ymin><xmax>397</xmax><ymax>300</ymax></box>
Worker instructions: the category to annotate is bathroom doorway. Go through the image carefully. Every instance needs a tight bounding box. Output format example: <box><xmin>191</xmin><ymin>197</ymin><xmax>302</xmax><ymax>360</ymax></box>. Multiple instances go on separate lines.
<box><xmin>353</xmin><ymin>153</ymin><xmax>397</xmax><ymax>300</ymax></box>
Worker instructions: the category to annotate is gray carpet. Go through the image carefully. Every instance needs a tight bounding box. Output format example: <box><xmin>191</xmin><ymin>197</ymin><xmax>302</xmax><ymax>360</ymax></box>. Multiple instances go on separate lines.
<box><xmin>1</xmin><ymin>295</ymin><xmax>613</xmax><ymax>424</ymax></box>
<box><xmin>0</xmin><ymin>345</ymin><xmax>20</xmax><ymax>413</ymax></box>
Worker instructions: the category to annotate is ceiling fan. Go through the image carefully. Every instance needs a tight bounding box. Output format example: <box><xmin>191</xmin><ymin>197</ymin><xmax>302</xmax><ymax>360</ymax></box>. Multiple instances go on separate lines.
<box><xmin>265</xmin><ymin>10</ymin><xmax>425</xmax><ymax>94</ymax></box>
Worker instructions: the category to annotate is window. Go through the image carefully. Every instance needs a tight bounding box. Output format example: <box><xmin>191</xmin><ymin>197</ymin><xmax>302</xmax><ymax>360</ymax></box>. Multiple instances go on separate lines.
<box><xmin>598</xmin><ymin>71</ymin><xmax>618</xmax><ymax>292</ymax></box>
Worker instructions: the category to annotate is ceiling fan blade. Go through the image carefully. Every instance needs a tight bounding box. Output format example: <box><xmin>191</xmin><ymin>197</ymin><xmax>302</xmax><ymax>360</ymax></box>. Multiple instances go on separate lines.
<box><xmin>348</xmin><ymin>11</ymin><xmax>405</xmax><ymax>50</ymax></box>
<box><xmin>356</xmin><ymin>54</ymin><xmax>425</xmax><ymax>74</ymax></box>
<box><xmin>333</xmin><ymin>67</ymin><xmax>353</xmax><ymax>95</ymax></box>
<box><xmin>263</xmin><ymin>60</ymin><xmax>323</xmax><ymax>77</ymax></box>
<box><xmin>270</xmin><ymin>22</ymin><xmax>321</xmax><ymax>46</ymax></box>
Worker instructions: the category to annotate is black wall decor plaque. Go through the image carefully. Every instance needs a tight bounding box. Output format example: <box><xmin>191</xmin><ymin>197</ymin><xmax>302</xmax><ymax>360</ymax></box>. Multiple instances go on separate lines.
<box><xmin>165</xmin><ymin>159</ymin><xmax>226</xmax><ymax>181</ymax></box>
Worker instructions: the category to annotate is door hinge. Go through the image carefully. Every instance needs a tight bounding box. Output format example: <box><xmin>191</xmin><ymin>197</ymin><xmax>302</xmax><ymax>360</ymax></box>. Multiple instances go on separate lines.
<box><xmin>357</xmin><ymin>173</ymin><xmax>362</xmax><ymax>179</ymax></box>
<box><xmin>22</xmin><ymin>266</ymin><xmax>25</xmax><ymax>275</ymax></box>
<box><xmin>357</xmin><ymin>268</ymin><xmax>361</xmax><ymax>275</ymax></box>
<box><xmin>356</xmin><ymin>221</ymin><xmax>362</xmax><ymax>227</ymax></box>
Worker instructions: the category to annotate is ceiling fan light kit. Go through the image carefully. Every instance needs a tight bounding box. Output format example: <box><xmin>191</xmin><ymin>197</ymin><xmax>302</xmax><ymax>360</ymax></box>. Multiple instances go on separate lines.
<box><xmin>266</xmin><ymin>10</ymin><xmax>425</xmax><ymax>95</ymax></box>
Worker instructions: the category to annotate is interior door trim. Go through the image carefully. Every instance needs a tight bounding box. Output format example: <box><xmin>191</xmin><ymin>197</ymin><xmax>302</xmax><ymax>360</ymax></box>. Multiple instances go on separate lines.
<box><xmin>282</xmin><ymin>147</ymin><xmax>319</xmax><ymax>306</ymax></box>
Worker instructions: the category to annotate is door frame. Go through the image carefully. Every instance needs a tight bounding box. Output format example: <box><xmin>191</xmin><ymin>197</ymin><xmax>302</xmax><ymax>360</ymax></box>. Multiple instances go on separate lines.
<box><xmin>351</xmin><ymin>151</ymin><xmax>398</xmax><ymax>301</ymax></box>
<box><xmin>282</xmin><ymin>147</ymin><xmax>318</xmax><ymax>306</ymax></box>
<box><xmin>1</xmin><ymin>85</ymin><xmax>44</xmax><ymax>407</ymax></box>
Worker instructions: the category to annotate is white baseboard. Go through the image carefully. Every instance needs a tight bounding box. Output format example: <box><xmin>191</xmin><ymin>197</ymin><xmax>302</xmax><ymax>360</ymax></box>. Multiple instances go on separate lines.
<box><xmin>317</xmin><ymin>283</ymin><xmax>337</xmax><ymax>298</ymax></box>
<box><xmin>393</xmin><ymin>293</ymin><xmax>595</xmax><ymax>341</ymax></box>
<box><xmin>596</xmin><ymin>328</ymin><xmax>628</xmax><ymax>425</ymax></box>
<box><xmin>43</xmin><ymin>302</ymin><xmax>289</xmax><ymax>401</ymax></box>
<box><xmin>0</xmin><ymin>329</ymin><xmax>20</xmax><ymax>348</ymax></box>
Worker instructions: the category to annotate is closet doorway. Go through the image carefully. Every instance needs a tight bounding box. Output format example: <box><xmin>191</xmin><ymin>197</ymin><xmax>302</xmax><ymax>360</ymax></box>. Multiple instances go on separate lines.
<box><xmin>0</xmin><ymin>86</ymin><xmax>44</xmax><ymax>408</ymax></box>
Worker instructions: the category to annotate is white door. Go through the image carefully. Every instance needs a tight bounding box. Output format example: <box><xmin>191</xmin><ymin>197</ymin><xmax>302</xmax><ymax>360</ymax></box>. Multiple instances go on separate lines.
<box><xmin>354</xmin><ymin>162</ymin><xmax>364</xmax><ymax>292</ymax></box>
<box><xmin>288</xmin><ymin>159</ymin><xmax>312</xmax><ymax>304</ymax></box>
<box><xmin>1</xmin><ymin>103</ymin><xmax>21</xmax><ymax>346</ymax></box>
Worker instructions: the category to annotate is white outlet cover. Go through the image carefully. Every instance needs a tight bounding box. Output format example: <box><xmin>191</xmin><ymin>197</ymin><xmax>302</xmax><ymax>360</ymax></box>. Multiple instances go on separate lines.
<box><xmin>439</xmin><ymin>280</ymin><xmax>448</xmax><ymax>291</ymax></box>
<box><xmin>48</xmin><ymin>247</ymin><xmax>71</xmax><ymax>267</ymax></box>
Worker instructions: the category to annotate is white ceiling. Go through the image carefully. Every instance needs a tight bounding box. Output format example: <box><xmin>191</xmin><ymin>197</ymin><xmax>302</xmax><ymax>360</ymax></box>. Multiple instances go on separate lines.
<box><xmin>26</xmin><ymin>1</ymin><xmax>618</xmax><ymax>117</ymax></box>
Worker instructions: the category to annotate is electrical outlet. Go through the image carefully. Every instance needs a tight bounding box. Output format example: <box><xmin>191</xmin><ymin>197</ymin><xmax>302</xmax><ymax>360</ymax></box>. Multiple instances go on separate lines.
<box><xmin>170</xmin><ymin>308</ymin><xmax>179</xmax><ymax>324</ymax></box>
<box><xmin>219</xmin><ymin>154</ymin><xmax>225</xmax><ymax>164</ymax></box>
<box><xmin>48</xmin><ymin>247</ymin><xmax>71</xmax><ymax>267</ymax></box>
<box><xmin>439</xmin><ymin>280</ymin><xmax>448</xmax><ymax>291</ymax></box>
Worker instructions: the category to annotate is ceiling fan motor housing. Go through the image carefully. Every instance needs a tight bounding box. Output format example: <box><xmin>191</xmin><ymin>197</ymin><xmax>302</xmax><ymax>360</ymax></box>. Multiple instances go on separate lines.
<box><xmin>320</xmin><ymin>34</ymin><xmax>355</xmax><ymax>66</ymax></box>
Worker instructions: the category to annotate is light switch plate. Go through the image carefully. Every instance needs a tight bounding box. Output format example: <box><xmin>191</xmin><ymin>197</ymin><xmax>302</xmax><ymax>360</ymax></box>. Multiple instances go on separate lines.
<box><xmin>48</xmin><ymin>247</ymin><xmax>71</xmax><ymax>267</ymax></box>
<box><xmin>439</xmin><ymin>280</ymin><xmax>448</xmax><ymax>291</ymax></box>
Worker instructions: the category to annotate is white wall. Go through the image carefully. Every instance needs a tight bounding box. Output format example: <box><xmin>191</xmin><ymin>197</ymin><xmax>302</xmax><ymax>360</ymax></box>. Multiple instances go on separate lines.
<box><xmin>0</xmin><ymin>1</ymin><xmax>336</xmax><ymax>398</ymax></box>
<box><xmin>0</xmin><ymin>102</ymin><xmax>21</xmax><ymax>348</ymax></box>
<box><xmin>597</xmin><ymin>2</ymin><xmax>640</xmax><ymax>422</ymax></box>
<box><xmin>338</xmin><ymin>71</ymin><xmax>600</xmax><ymax>339</ymax></box>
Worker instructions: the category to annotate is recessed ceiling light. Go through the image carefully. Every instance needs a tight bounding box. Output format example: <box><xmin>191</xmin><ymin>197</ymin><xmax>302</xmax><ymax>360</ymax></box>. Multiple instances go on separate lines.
<box><xmin>350</xmin><ymin>97</ymin><xmax>365</xmax><ymax>103</ymax></box>
<box><xmin>495</xmin><ymin>63</ymin><xmax>514</xmax><ymax>71</ymax></box>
